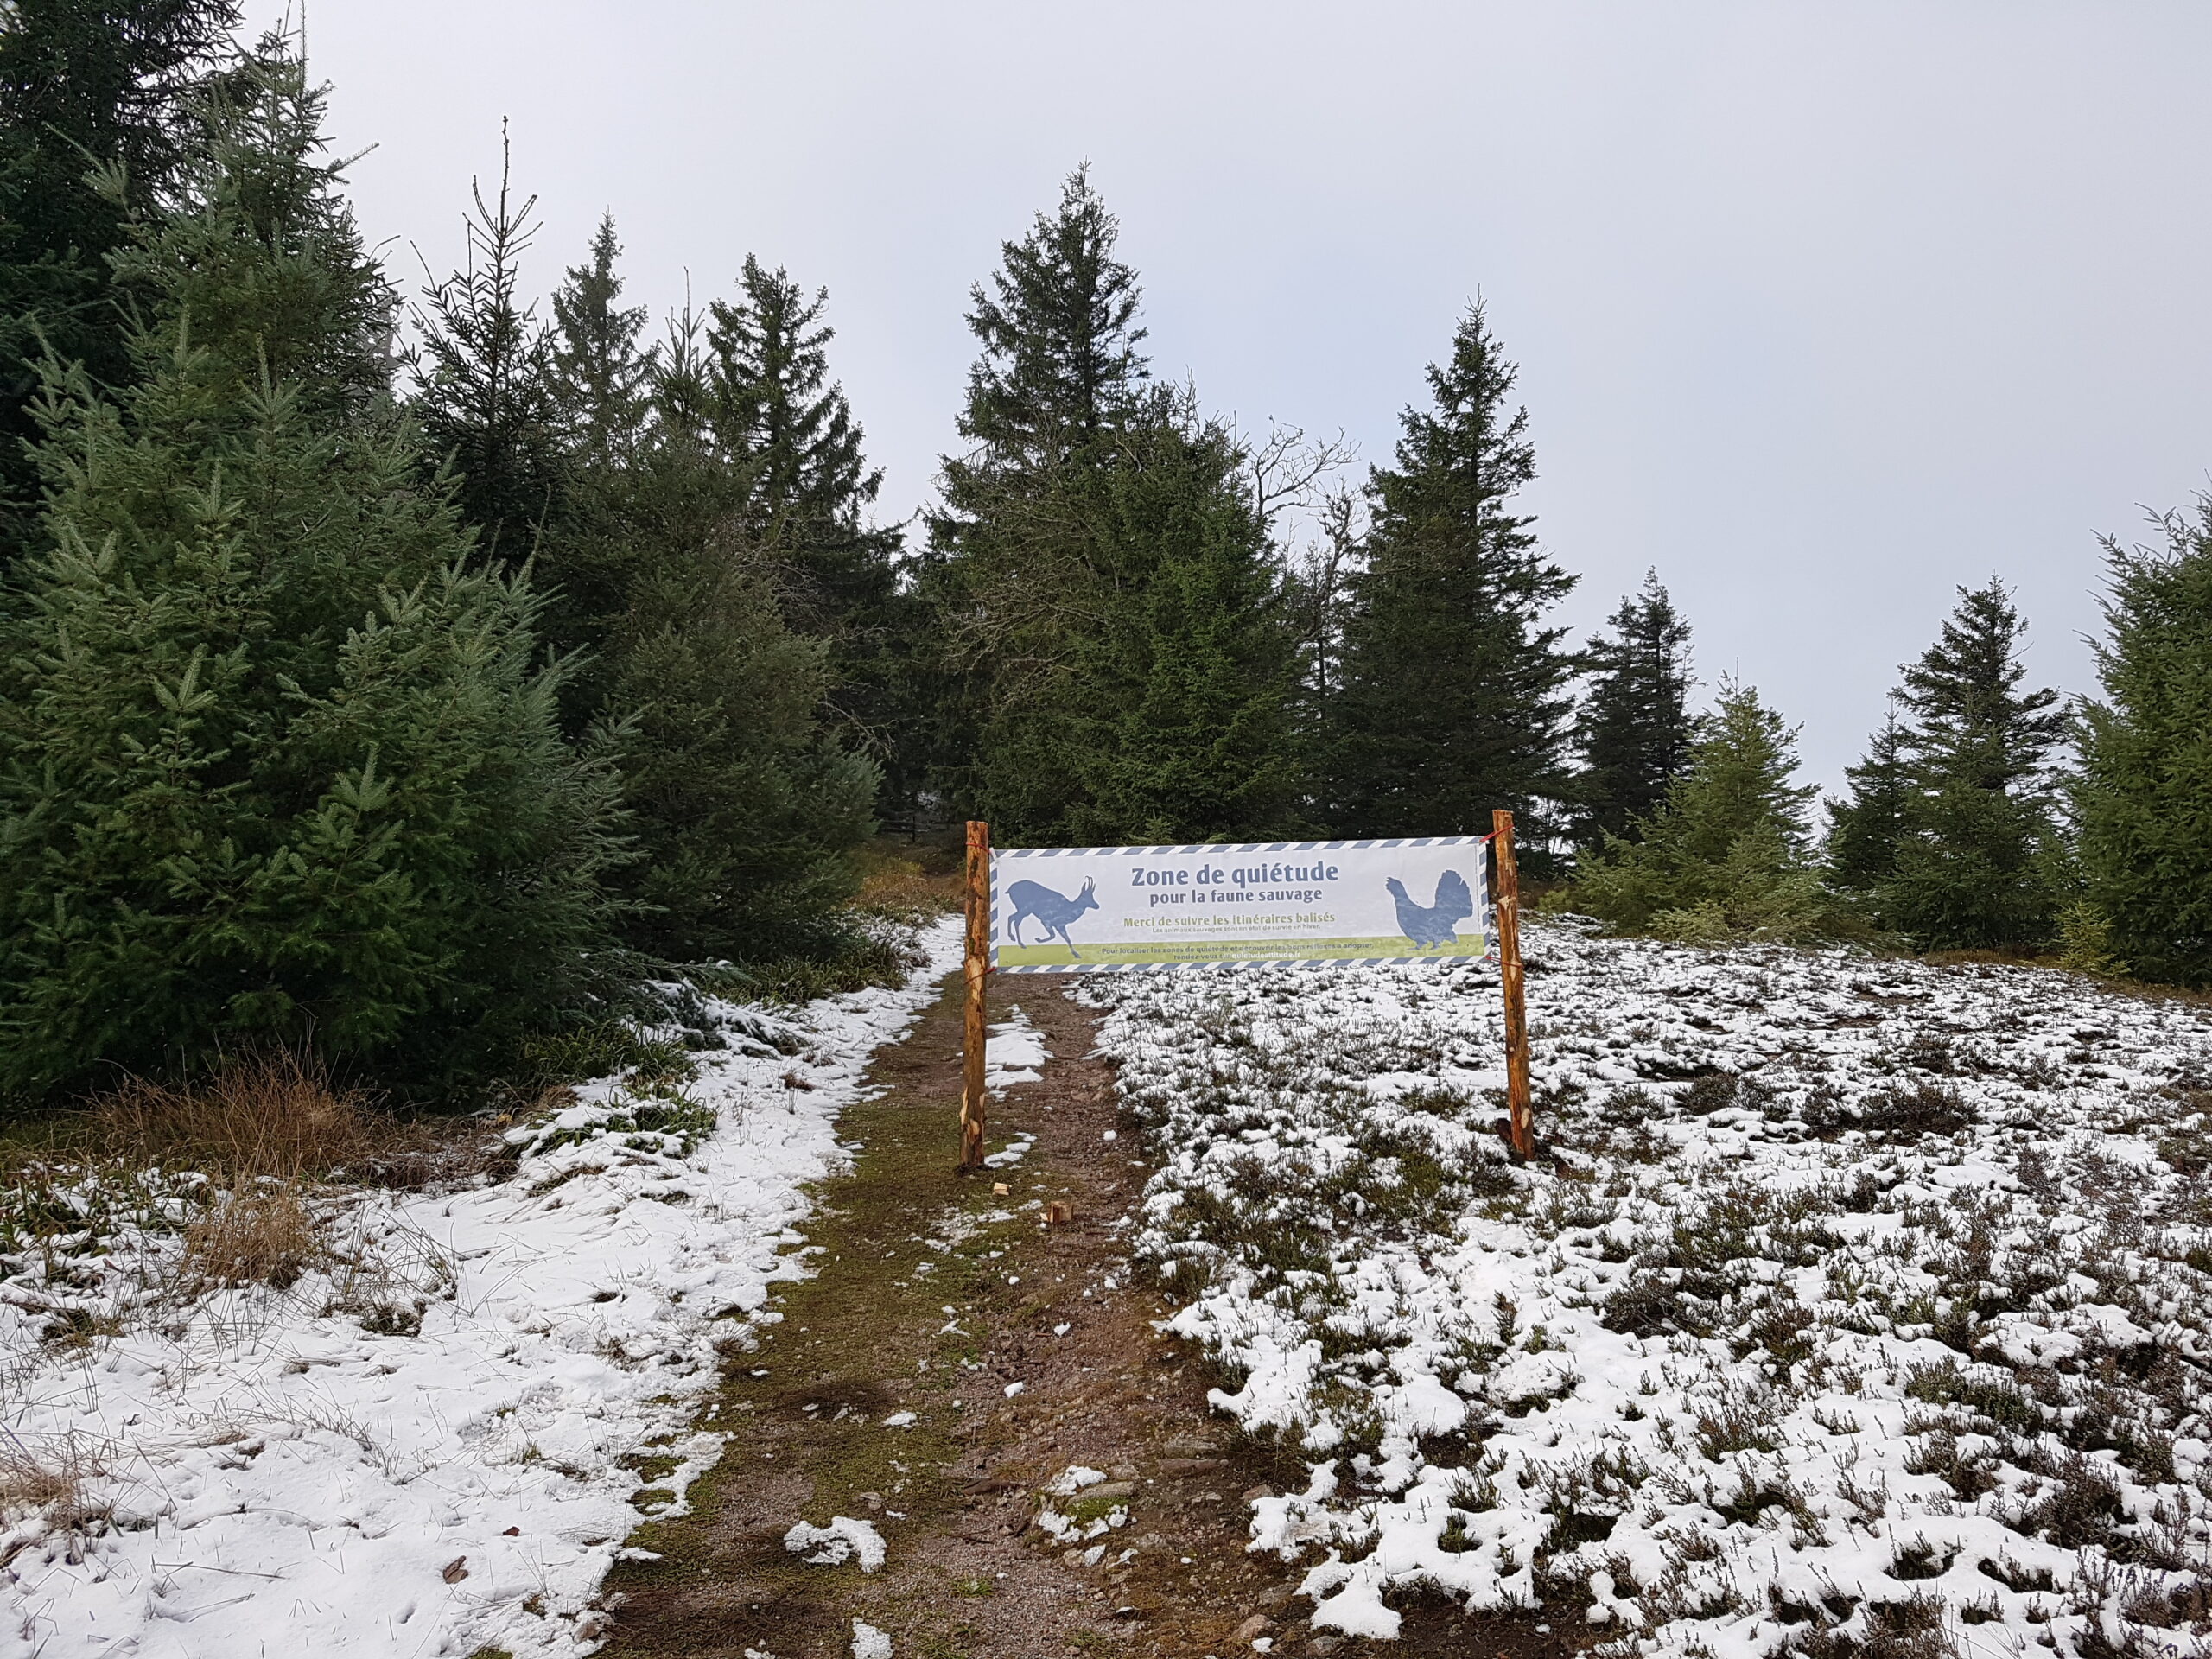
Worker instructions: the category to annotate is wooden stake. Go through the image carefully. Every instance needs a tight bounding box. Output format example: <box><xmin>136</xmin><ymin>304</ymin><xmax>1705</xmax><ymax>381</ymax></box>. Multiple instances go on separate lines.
<box><xmin>1493</xmin><ymin>809</ymin><xmax>1535</xmax><ymax>1160</ymax></box>
<box><xmin>958</xmin><ymin>819</ymin><xmax>991</xmax><ymax>1173</ymax></box>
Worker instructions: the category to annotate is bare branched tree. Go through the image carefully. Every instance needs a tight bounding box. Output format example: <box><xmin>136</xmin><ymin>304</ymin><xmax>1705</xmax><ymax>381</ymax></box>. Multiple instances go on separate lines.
<box><xmin>1240</xmin><ymin>419</ymin><xmax>1358</xmax><ymax>535</ymax></box>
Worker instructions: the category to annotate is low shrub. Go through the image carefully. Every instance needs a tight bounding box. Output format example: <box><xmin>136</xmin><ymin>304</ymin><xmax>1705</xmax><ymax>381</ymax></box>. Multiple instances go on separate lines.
<box><xmin>705</xmin><ymin>924</ymin><xmax>926</xmax><ymax>1007</ymax></box>
<box><xmin>1805</xmin><ymin>1082</ymin><xmax>1976</xmax><ymax>1141</ymax></box>
<box><xmin>513</xmin><ymin>1024</ymin><xmax>697</xmax><ymax>1091</ymax></box>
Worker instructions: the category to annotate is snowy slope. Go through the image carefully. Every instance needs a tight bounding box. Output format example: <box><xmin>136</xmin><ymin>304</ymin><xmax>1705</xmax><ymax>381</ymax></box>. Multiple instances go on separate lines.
<box><xmin>1087</xmin><ymin>920</ymin><xmax>2212</xmax><ymax>1657</ymax></box>
<box><xmin>0</xmin><ymin>919</ymin><xmax>961</xmax><ymax>1659</ymax></box>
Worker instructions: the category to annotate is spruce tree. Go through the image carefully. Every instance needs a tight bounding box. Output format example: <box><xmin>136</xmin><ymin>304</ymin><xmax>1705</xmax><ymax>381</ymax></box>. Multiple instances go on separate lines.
<box><xmin>594</xmin><ymin>467</ymin><xmax>878</xmax><ymax>963</ymax></box>
<box><xmin>550</xmin><ymin>212</ymin><xmax>655</xmax><ymax>469</ymax></box>
<box><xmin>536</xmin><ymin>213</ymin><xmax>655</xmax><ymax>715</ymax></box>
<box><xmin>926</xmin><ymin>172</ymin><xmax>1300</xmax><ymax>842</ymax></box>
<box><xmin>918</xmin><ymin>168</ymin><xmax>1152</xmax><ymax>821</ymax></box>
<box><xmin>1885</xmin><ymin>581</ymin><xmax>2064</xmax><ymax>949</ymax></box>
<box><xmin>0</xmin><ymin>0</ymin><xmax>239</xmax><ymax>555</ymax></box>
<box><xmin>978</xmin><ymin>391</ymin><xmax>1300</xmax><ymax>844</ymax></box>
<box><xmin>0</xmin><ymin>48</ymin><xmax>627</xmax><ymax>1099</ymax></box>
<box><xmin>1574</xmin><ymin>570</ymin><xmax>1694</xmax><ymax>847</ymax></box>
<box><xmin>1571</xmin><ymin>679</ymin><xmax>1840</xmax><ymax>944</ymax></box>
<box><xmin>2075</xmin><ymin>505</ymin><xmax>2212</xmax><ymax>985</ymax></box>
<box><xmin>1324</xmin><ymin>302</ymin><xmax>1577</xmax><ymax>843</ymax></box>
<box><xmin>946</xmin><ymin>165</ymin><xmax>1147</xmax><ymax>486</ymax></box>
<box><xmin>1825</xmin><ymin>708</ymin><xmax>1911</xmax><ymax>895</ymax></box>
<box><xmin>1828</xmin><ymin>581</ymin><xmax>2064</xmax><ymax>950</ymax></box>
<box><xmin>536</xmin><ymin>234</ymin><xmax>877</xmax><ymax>963</ymax></box>
<box><xmin>704</xmin><ymin>254</ymin><xmax>906</xmax><ymax>778</ymax></box>
<box><xmin>706</xmin><ymin>256</ymin><xmax>897</xmax><ymax>603</ymax></box>
<box><xmin>410</xmin><ymin>130</ymin><xmax>565</xmax><ymax>561</ymax></box>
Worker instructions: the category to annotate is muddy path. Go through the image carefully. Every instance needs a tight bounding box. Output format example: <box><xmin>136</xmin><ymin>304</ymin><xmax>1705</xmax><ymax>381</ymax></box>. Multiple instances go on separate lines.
<box><xmin>594</xmin><ymin>973</ymin><xmax>1583</xmax><ymax>1659</ymax></box>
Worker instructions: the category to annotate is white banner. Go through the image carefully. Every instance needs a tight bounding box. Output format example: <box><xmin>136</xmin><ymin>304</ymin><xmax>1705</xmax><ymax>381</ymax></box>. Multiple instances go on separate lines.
<box><xmin>990</xmin><ymin>837</ymin><xmax>1490</xmax><ymax>973</ymax></box>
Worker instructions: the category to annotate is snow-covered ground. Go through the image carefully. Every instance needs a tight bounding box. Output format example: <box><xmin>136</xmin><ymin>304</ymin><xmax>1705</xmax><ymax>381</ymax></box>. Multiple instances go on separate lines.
<box><xmin>1088</xmin><ymin>920</ymin><xmax>2212</xmax><ymax>1658</ymax></box>
<box><xmin>0</xmin><ymin>919</ymin><xmax>963</xmax><ymax>1659</ymax></box>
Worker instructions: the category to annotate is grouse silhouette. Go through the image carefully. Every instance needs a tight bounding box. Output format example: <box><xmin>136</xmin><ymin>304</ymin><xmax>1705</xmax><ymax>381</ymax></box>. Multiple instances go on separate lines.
<box><xmin>1385</xmin><ymin>869</ymin><xmax>1475</xmax><ymax>949</ymax></box>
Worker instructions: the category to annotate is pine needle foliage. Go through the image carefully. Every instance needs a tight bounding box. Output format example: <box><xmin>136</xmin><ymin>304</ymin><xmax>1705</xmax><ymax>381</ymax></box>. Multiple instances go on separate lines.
<box><xmin>919</xmin><ymin>167</ymin><xmax>1151</xmax><ymax>821</ymax></box>
<box><xmin>2074</xmin><ymin>505</ymin><xmax>2212</xmax><ymax>986</ymax></box>
<box><xmin>950</xmin><ymin>164</ymin><xmax>1147</xmax><ymax>479</ymax></box>
<box><xmin>0</xmin><ymin>48</ymin><xmax>629</xmax><ymax>1100</ymax></box>
<box><xmin>1571</xmin><ymin>679</ymin><xmax>1845</xmax><ymax>944</ymax></box>
<box><xmin>1324</xmin><ymin>302</ymin><xmax>1576</xmax><ymax>844</ymax></box>
<box><xmin>535</xmin><ymin>213</ymin><xmax>654</xmax><ymax>708</ymax></box>
<box><xmin>967</xmin><ymin>390</ymin><xmax>1300</xmax><ymax>845</ymax></box>
<box><xmin>706</xmin><ymin>257</ymin><xmax>892</xmax><ymax>576</ymax></box>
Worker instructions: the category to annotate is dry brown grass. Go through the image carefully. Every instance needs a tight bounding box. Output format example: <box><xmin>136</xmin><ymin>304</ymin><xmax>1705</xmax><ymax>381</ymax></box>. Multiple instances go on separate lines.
<box><xmin>178</xmin><ymin>1185</ymin><xmax>323</xmax><ymax>1290</ymax></box>
<box><xmin>0</xmin><ymin>1433</ymin><xmax>105</xmax><ymax>1535</ymax></box>
<box><xmin>855</xmin><ymin>843</ymin><xmax>963</xmax><ymax>918</ymax></box>
<box><xmin>0</xmin><ymin>1451</ymin><xmax>74</xmax><ymax>1512</ymax></box>
<box><xmin>92</xmin><ymin>1052</ymin><xmax>381</xmax><ymax>1180</ymax></box>
<box><xmin>84</xmin><ymin>1052</ymin><xmax>472</xmax><ymax>1188</ymax></box>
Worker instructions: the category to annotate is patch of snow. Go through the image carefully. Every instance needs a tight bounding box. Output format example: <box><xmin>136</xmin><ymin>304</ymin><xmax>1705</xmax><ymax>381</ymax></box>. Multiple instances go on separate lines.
<box><xmin>852</xmin><ymin>1618</ymin><xmax>893</xmax><ymax>1658</ymax></box>
<box><xmin>0</xmin><ymin>919</ymin><xmax>962</xmax><ymax>1657</ymax></box>
<box><xmin>1037</xmin><ymin>1498</ymin><xmax>1127</xmax><ymax>1543</ymax></box>
<box><xmin>1085</xmin><ymin>920</ymin><xmax>2212</xmax><ymax>1659</ymax></box>
<box><xmin>984</xmin><ymin>1008</ymin><xmax>1050</xmax><ymax>1091</ymax></box>
<box><xmin>784</xmin><ymin>1515</ymin><xmax>887</xmax><ymax>1571</ymax></box>
<box><xmin>1048</xmin><ymin>1465</ymin><xmax>1109</xmax><ymax>1495</ymax></box>
<box><xmin>881</xmin><ymin>1410</ymin><xmax>918</xmax><ymax>1427</ymax></box>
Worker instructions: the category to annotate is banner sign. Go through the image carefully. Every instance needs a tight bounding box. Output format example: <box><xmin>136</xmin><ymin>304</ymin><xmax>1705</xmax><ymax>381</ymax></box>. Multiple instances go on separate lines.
<box><xmin>990</xmin><ymin>837</ymin><xmax>1490</xmax><ymax>973</ymax></box>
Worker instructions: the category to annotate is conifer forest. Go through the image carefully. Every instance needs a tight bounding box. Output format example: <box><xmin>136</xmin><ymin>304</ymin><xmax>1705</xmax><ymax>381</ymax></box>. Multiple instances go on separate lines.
<box><xmin>8</xmin><ymin>10</ymin><xmax>2212</xmax><ymax>1659</ymax></box>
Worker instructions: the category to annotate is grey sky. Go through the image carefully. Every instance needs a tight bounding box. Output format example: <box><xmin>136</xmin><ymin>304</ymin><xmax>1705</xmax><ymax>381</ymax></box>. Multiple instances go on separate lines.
<box><xmin>256</xmin><ymin>2</ymin><xmax>2212</xmax><ymax>797</ymax></box>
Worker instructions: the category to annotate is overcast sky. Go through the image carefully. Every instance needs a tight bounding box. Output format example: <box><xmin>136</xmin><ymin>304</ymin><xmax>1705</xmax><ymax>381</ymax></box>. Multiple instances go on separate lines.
<box><xmin>250</xmin><ymin>2</ymin><xmax>2212</xmax><ymax>795</ymax></box>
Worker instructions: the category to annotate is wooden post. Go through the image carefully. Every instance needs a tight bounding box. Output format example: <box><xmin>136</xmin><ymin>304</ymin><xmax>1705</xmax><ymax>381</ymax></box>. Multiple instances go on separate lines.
<box><xmin>1492</xmin><ymin>809</ymin><xmax>1535</xmax><ymax>1160</ymax></box>
<box><xmin>958</xmin><ymin>819</ymin><xmax>991</xmax><ymax>1173</ymax></box>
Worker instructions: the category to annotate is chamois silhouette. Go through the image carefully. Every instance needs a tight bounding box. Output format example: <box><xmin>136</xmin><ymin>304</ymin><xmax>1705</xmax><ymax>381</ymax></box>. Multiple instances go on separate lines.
<box><xmin>1005</xmin><ymin>876</ymin><xmax>1100</xmax><ymax>957</ymax></box>
<box><xmin>1385</xmin><ymin>869</ymin><xmax>1475</xmax><ymax>950</ymax></box>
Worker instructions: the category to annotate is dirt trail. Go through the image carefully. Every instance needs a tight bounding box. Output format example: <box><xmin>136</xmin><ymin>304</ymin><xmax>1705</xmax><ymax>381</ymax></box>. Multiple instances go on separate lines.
<box><xmin>594</xmin><ymin>973</ymin><xmax>1577</xmax><ymax>1659</ymax></box>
